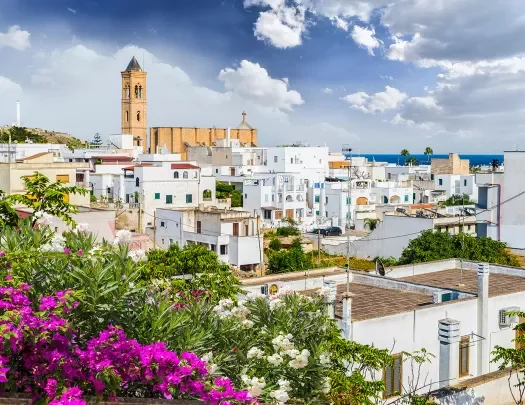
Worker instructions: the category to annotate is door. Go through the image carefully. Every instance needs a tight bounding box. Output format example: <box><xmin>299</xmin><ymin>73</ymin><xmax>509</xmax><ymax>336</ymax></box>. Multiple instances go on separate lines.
<box><xmin>459</xmin><ymin>336</ymin><xmax>470</xmax><ymax>377</ymax></box>
<box><xmin>286</xmin><ymin>209</ymin><xmax>294</xmax><ymax>219</ymax></box>
<box><xmin>230</xmin><ymin>167</ymin><xmax>235</xmax><ymax>176</ymax></box>
<box><xmin>233</xmin><ymin>223</ymin><xmax>239</xmax><ymax>236</ymax></box>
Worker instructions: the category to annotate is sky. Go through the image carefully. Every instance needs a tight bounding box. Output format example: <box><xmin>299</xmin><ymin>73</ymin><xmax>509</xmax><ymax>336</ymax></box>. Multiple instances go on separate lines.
<box><xmin>1</xmin><ymin>0</ymin><xmax>525</xmax><ymax>153</ymax></box>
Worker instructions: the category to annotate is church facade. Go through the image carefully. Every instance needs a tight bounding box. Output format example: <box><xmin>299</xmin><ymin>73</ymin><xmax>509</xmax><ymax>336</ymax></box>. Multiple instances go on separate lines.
<box><xmin>120</xmin><ymin>56</ymin><xmax>257</xmax><ymax>157</ymax></box>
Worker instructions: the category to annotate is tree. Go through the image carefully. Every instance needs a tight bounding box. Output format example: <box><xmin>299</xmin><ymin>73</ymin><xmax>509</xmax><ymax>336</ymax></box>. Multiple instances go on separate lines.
<box><xmin>442</xmin><ymin>194</ymin><xmax>475</xmax><ymax>207</ymax></box>
<box><xmin>7</xmin><ymin>172</ymin><xmax>88</xmax><ymax>227</ymax></box>
<box><xmin>91</xmin><ymin>132</ymin><xmax>103</xmax><ymax>147</ymax></box>
<box><xmin>363</xmin><ymin>218</ymin><xmax>380</xmax><ymax>231</ymax></box>
<box><xmin>491</xmin><ymin>159</ymin><xmax>501</xmax><ymax>172</ymax></box>
<box><xmin>400</xmin><ymin>149</ymin><xmax>410</xmax><ymax>157</ymax></box>
<box><xmin>267</xmin><ymin>237</ymin><xmax>313</xmax><ymax>274</ymax></box>
<box><xmin>405</xmin><ymin>156</ymin><xmax>418</xmax><ymax>166</ymax></box>
<box><xmin>0</xmin><ymin>191</ymin><xmax>19</xmax><ymax>228</ymax></box>
<box><xmin>399</xmin><ymin>230</ymin><xmax>520</xmax><ymax>266</ymax></box>
<box><xmin>424</xmin><ymin>147</ymin><xmax>433</xmax><ymax>163</ymax></box>
<box><xmin>268</xmin><ymin>238</ymin><xmax>283</xmax><ymax>250</ymax></box>
<box><xmin>231</xmin><ymin>189</ymin><xmax>243</xmax><ymax>207</ymax></box>
<box><xmin>492</xmin><ymin>313</ymin><xmax>525</xmax><ymax>405</ymax></box>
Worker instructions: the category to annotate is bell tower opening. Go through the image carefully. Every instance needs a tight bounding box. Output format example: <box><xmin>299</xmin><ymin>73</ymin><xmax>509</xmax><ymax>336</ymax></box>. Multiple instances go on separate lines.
<box><xmin>121</xmin><ymin>56</ymin><xmax>147</xmax><ymax>147</ymax></box>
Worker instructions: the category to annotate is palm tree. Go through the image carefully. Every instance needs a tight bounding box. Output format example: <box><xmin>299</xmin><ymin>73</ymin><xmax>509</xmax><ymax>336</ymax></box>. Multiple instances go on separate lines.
<box><xmin>364</xmin><ymin>218</ymin><xmax>380</xmax><ymax>231</ymax></box>
<box><xmin>424</xmin><ymin>147</ymin><xmax>433</xmax><ymax>163</ymax></box>
<box><xmin>400</xmin><ymin>149</ymin><xmax>409</xmax><ymax>157</ymax></box>
<box><xmin>405</xmin><ymin>156</ymin><xmax>418</xmax><ymax>166</ymax></box>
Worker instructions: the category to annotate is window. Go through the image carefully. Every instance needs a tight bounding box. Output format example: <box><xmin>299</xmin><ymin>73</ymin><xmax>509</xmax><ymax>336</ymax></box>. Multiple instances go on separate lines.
<box><xmin>459</xmin><ymin>336</ymin><xmax>470</xmax><ymax>377</ymax></box>
<box><xmin>404</xmin><ymin>195</ymin><xmax>409</xmax><ymax>202</ymax></box>
<box><xmin>210</xmin><ymin>244</ymin><xmax>216</xmax><ymax>252</ymax></box>
<box><xmin>467</xmin><ymin>224</ymin><xmax>471</xmax><ymax>231</ymax></box>
<box><xmin>233</xmin><ymin>223</ymin><xmax>239</xmax><ymax>236</ymax></box>
<box><xmin>325</xmin><ymin>197</ymin><xmax>328</xmax><ymax>204</ymax></box>
<box><xmin>216</xmin><ymin>169</ymin><xmax>219</xmax><ymax>174</ymax></box>
<box><xmin>315</xmin><ymin>196</ymin><xmax>320</xmax><ymax>203</ymax></box>
<box><xmin>290</xmin><ymin>158</ymin><xmax>293</xmax><ymax>164</ymax></box>
<box><xmin>135</xmin><ymin>85</ymin><xmax>139</xmax><ymax>98</ymax></box>
<box><xmin>183</xmin><ymin>171</ymin><xmax>189</xmax><ymax>179</ymax></box>
<box><xmin>160</xmin><ymin>221</ymin><xmax>166</xmax><ymax>227</ymax></box>
<box><xmin>272</xmin><ymin>195</ymin><xmax>275</xmax><ymax>202</ymax></box>
<box><xmin>245</xmin><ymin>194</ymin><xmax>248</xmax><ymax>199</ymax></box>
<box><xmin>383</xmin><ymin>354</ymin><xmax>402</xmax><ymax>398</ymax></box>
<box><xmin>274</xmin><ymin>156</ymin><xmax>278</xmax><ymax>163</ymax></box>
<box><xmin>346</xmin><ymin>197</ymin><xmax>351</xmax><ymax>205</ymax></box>
<box><xmin>169</xmin><ymin>239</ymin><xmax>173</xmax><ymax>245</ymax></box>
<box><xmin>316</xmin><ymin>210</ymin><xmax>320</xmax><ymax>216</ymax></box>
<box><xmin>186</xmin><ymin>194</ymin><xmax>193</xmax><ymax>203</ymax></box>
<box><xmin>438</xmin><ymin>179</ymin><xmax>443</xmax><ymax>186</ymax></box>
<box><xmin>264</xmin><ymin>210</ymin><xmax>272</xmax><ymax>219</ymax></box>
<box><xmin>166</xmin><ymin>195</ymin><xmax>173</xmax><ymax>204</ymax></box>
<box><xmin>154</xmin><ymin>193</ymin><xmax>160</xmax><ymax>200</ymax></box>
<box><xmin>220</xmin><ymin>245</ymin><xmax>228</xmax><ymax>255</ymax></box>
<box><xmin>139</xmin><ymin>86</ymin><xmax>143</xmax><ymax>99</ymax></box>
<box><xmin>162</xmin><ymin>239</ymin><xmax>165</xmax><ymax>245</ymax></box>
<box><xmin>135</xmin><ymin>177</ymin><xmax>140</xmax><ymax>187</ymax></box>
<box><xmin>197</xmin><ymin>221</ymin><xmax>202</xmax><ymax>234</ymax></box>
<box><xmin>137</xmin><ymin>111</ymin><xmax>140</xmax><ymax>122</ymax></box>
<box><xmin>325</xmin><ymin>211</ymin><xmax>328</xmax><ymax>217</ymax></box>
<box><xmin>126</xmin><ymin>111</ymin><xmax>129</xmax><ymax>122</ymax></box>
<box><xmin>464</xmin><ymin>179</ymin><xmax>467</xmax><ymax>186</ymax></box>
<box><xmin>54</xmin><ymin>227</ymin><xmax>59</xmax><ymax>233</ymax></box>
<box><xmin>174</xmin><ymin>172</ymin><xmax>179</xmax><ymax>179</ymax></box>
<box><xmin>203</xmin><ymin>189</ymin><xmax>212</xmax><ymax>201</ymax></box>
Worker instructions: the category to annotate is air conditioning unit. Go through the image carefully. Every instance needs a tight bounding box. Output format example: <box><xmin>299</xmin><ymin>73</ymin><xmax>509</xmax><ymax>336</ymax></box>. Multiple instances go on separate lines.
<box><xmin>499</xmin><ymin>307</ymin><xmax>520</xmax><ymax>327</ymax></box>
<box><xmin>261</xmin><ymin>284</ymin><xmax>269</xmax><ymax>295</ymax></box>
<box><xmin>432</xmin><ymin>291</ymin><xmax>454</xmax><ymax>304</ymax></box>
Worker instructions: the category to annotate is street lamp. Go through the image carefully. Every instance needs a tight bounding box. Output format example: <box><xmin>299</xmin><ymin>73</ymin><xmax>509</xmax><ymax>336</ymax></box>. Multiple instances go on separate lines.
<box><xmin>342</xmin><ymin>145</ymin><xmax>353</xmax><ymax>294</ymax></box>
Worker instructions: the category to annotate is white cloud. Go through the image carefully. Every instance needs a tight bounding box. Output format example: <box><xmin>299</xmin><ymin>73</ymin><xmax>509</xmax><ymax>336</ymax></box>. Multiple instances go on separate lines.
<box><xmin>0</xmin><ymin>76</ymin><xmax>23</xmax><ymax>95</ymax></box>
<box><xmin>351</xmin><ymin>25</ymin><xmax>381</xmax><ymax>55</ymax></box>
<box><xmin>218</xmin><ymin>60</ymin><xmax>304</xmax><ymax>111</ymax></box>
<box><xmin>311</xmin><ymin>122</ymin><xmax>360</xmax><ymax>143</ymax></box>
<box><xmin>380</xmin><ymin>75</ymin><xmax>393</xmax><ymax>80</ymax></box>
<box><xmin>68</xmin><ymin>8</ymin><xmax>77</xmax><ymax>14</ymax></box>
<box><xmin>321</xmin><ymin>87</ymin><xmax>333</xmax><ymax>94</ymax></box>
<box><xmin>331</xmin><ymin>16</ymin><xmax>349</xmax><ymax>31</ymax></box>
<box><xmin>342</xmin><ymin>86</ymin><xmax>407</xmax><ymax>113</ymax></box>
<box><xmin>0</xmin><ymin>25</ymin><xmax>31</xmax><ymax>51</ymax></box>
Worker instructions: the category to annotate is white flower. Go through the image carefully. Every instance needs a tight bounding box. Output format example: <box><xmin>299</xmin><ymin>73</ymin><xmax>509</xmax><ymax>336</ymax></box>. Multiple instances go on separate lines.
<box><xmin>288</xmin><ymin>350</ymin><xmax>310</xmax><ymax>369</ymax></box>
<box><xmin>75</xmin><ymin>223</ymin><xmax>89</xmax><ymax>233</ymax></box>
<box><xmin>274</xmin><ymin>285</ymin><xmax>294</xmax><ymax>297</ymax></box>
<box><xmin>269</xmin><ymin>298</ymin><xmax>283</xmax><ymax>311</ymax></box>
<box><xmin>241</xmin><ymin>319</ymin><xmax>254</xmax><ymax>328</ymax></box>
<box><xmin>270</xmin><ymin>389</ymin><xmax>289</xmax><ymax>403</ymax></box>
<box><xmin>40</xmin><ymin>234</ymin><xmax>66</xmax><ymax>252</ymax></box>
<box><xmin>318</xmin><ymin>286</ymin><xmax>331</xmax><ymax>297</ymax></box>
<box><xmin>207</xmin><ymin>363</ymin><xmax>218</xmax><ymax>373</ymax></box>
<box><xmin>322</xmin><ymin>377</ymin><xmax>330</xmax><ymax>393</ymax></box>
<box><xmin>246</xmin><ymin>291</ymin><xmax>264</xmax><ymax>301</ymax></box>
<box><xmin>278</xmin><ymin>379</ymin><xmax>291</xmax><ymax>392</ymax></box>
<box><xmin>241</xmin><ymin>375</ymin><xmax>266</xmax><ymax>397</ymax></box>
<box><xmin>113</xmin><ymin>229</ymin><xmax>132</xmax><ymax>245</ymax></box>
<box><xmin>202</xmin><ymin>352</ymin><xmax>213</xmax><ymax>363</ymax></box>
<box><xmin>272</xmin><ymin>334</ymin><xmax>294</xmax><ymax>352</ymax></box>
<box><xmin>267</xmin><ymin>353</ymin><xmax>283</xmax><ymax>366</ymax></box>
<box><xmin>284</xmin><ymin>348</ymin><xmax>300</xmax><ymax>358</ymax></box>
<box><xmin>319</xmin><ymin>353</ymin><xmax>331</xmax><ymax>366</ymax></box>
<box><xmin>247</xmin><ymin>347</ymin><xmax>264</xmax><ymax>359</ymax></box>
<box><xmin>128</xmin><ymin>249</ymin><xmax>146</xmax><ymax>262</ymax></box>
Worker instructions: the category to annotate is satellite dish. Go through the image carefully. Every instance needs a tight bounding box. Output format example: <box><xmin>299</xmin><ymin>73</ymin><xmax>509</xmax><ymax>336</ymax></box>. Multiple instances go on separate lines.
<box><xmin>376</xmin><ymin>259</ymin><xmax>386</xmax><ymax>277</ymax></box>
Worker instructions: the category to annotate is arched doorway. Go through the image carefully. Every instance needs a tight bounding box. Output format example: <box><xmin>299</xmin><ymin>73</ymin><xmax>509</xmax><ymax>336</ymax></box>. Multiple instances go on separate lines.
<box><xmin>390</xmin><ymin>195</ymin><xmax>401</xmax><ymax>204</ymax></box>
<box><xmin>356</xmin><ymin>197</ymin><xmax>368</xmax><ymax>205</ymax></box>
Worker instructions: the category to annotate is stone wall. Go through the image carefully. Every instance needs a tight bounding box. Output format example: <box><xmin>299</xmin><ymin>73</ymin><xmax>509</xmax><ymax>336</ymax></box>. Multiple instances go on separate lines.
<box><xmin>431</xmin><ymin>153</ymin><xmax>470</xmax><ymax>175</ymax></box>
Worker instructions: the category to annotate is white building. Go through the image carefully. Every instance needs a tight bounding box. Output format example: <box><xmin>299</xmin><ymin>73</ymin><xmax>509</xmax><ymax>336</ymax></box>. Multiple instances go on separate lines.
<box><xmin>324</xmin><ymin>180</ymin><xmax>375</xmax><ymax>229</ymax></box>
<box><xmin>435</xmin><ymin>174</ymin><xmax>478</xmax><ymax>202</ymax></box>
<box><xmin>122</xmin><ymin>161</ymin><xmax>216</xmax><ymax>231</ymax></box>
<box><xmin>155</xmin><ymin>207</ymin><xmax>263</xmax><ymax>270</ymax></box>
<box><xmin>242</xmin><ymin>173</ymin><xmax>309</xmax><ymax>228</ymax></box>
<box><xmin>371</xmin><ymin>180</ymin><xmax>414</xmax><ymax>205</ymax></box>
<box><xmin>266</xmin><ymin>146</ymin><xmax>329</xmax><ymax>184</ymax></box>
<box><xmin>0</xmin><ymin>143</ymin><xmax>70</xmax><ymax>163</ymax></box>
<box><xmin>243</xmin><ymin>260</ymin><xmax>525</xmax><ymax>401</ymax></box>
<box><xmin>475</xmin><ymin>171</ymin><xmax>504</xmax><ymax>242</ymax></box>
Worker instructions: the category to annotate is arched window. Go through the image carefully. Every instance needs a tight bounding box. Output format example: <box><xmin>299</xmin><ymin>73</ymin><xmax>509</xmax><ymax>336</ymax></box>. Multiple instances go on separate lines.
<box><xmin>135</xmin><ymin>177</ymin><xmax>140</xmax><ymax>187</ymax></box>
<box><xmin>125</xmin><ymin>111</ymin><xmax>129</xmax><ymax>122</ymax></box>
<box><xmin>137</xmin><ymin>111</ymin><xmax>140</xmax><ymax>122</ymax></box>
<box><xmin>203</xmin><ymin>189</ymin><xmax>212</xmax><ymax>201</ymax></box>
<box><xmin>139</xmin><ymin>86</ymin><xmax>143</xmax><ymax>99</ymax></box>
<box><xmin>286</xmin><ymin>195</ymin><xmax>293</xmax><ymax>202</ymax></box>
<box><xmin>134</xmin><ymin>85</ymin><xmax>139</xmax><ymax>98</ymax></box>
<box><xmin>296</xmin><ymin>194</ymin><xmax>304</xmax><ymax>202</ymax></box>
<box><xmin>174</xmin><ymin>171</ymin><xmax>179</xmax><ymax>179</ymax></box>
<box><xmin>125</xmin><ymin>86</ymin><xmax>130</xmax><ymax>99</ymax></box>
<box><xmin>183</xmin><ymin>171</ymin><xmax>189</xmax><ymax>179</ymax></box>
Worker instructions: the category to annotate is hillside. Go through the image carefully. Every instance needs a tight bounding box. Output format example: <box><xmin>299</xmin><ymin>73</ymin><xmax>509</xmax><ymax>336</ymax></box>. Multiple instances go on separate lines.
<box><xmin>0</xmin><ymin>126</ymin><xmax>85</xmax><ymax>148</ymax></box>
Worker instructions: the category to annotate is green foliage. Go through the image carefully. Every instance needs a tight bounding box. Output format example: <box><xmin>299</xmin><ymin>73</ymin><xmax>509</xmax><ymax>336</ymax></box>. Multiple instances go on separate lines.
<box><xmin>267</xmin><ymin>238</ymin><xmax>313</xmax><ymax>274</ymax></box>
<box><xmin>268</xmin><ymin>238</ymin><xmax>282</xmax><ymax>250</ymax></box>
<box><xmin>275</xmin><ymin>226</ymin><xmax>300</xmax><ymax>237</ymax></box>
<box><xmin>401</xmin><ymin>149</ymin><xmax>410</xmax><ymax>157</ymax></box>
<box><xmin>231</xmin><ymin>189</ymin><xmax>243</xmax><ymax>207</ymax></box>
<box><xmin>363</xmin><ymin>218</ymin><xmax>380</xmax><ymax>231</ymax></box>
<box><xmin>399</xmin><ymin>230</ymin><xmax>520</xmax><ymax>266</ymax></box>
<box><xmin>375</xmin><ymin>256</ymin><xmax>399</xmax><ymax>267</ymax></box>
<box><xmin>442</xmin><ymin>194</ymin><xmax>475</xmax><ymax>206</ymax></box>
<box><xmin>405</xmin><ymin>156</ymin><xmax>419</xmax><ymax>166</ymax></box>
<box><xmin>216</xmin><ymin>181</ymin><xmax>243</xmax><ymax>207</ymax></box>
<box><xmin>91</xmin><ymin>132</ymin><xmax>103</xmax><ymax>146</ymax></box>
<box><xmin>90</xmin><ymin>194</ymin><xmax>97</xmax><ymax>203</ymax></box>
<box><xmin>6</xmin><ymin>172</ymin><xmax>88</xmax><ymax>226</ymax></box>
<box><xmin>0</xmin><ymin>192</ymin><xmax>19</xmax><ymax>228</ymax></box>
<box><xmin>492</xmin><ymin>311</ymin><xmax>525</xmax><ymax>405</ymax></box>
<box><xmin>0</xmin><ymin>127</ymin><xmax>46</xmax><ymax>143</ymax></box>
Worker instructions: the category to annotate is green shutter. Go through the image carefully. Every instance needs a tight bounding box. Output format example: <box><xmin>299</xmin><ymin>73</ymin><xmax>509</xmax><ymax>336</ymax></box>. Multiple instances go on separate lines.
<box><xmin>186</xmin><ymin>194</ymin><xmax>193</xmax><ymax>203</ymax></box>
<box><xmin>166</xmin><ymin>195</ymin><xmax>173</xmax><ymax>204</ymax></box>
<box><xmin>154</xmin><ymin>193</ymin><xmax>160</xmax><ymax>200</ymax></box>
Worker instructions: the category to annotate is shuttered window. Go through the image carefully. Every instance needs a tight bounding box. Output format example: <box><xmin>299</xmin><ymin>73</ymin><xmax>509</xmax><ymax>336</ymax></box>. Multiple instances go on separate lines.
<box><xmin>459</xmin><ymin>336</ymin><xmax>470</xmax><ymax>377</ymax></box>
<box><xmin>384</xmin><ymin>353</ymin><xmax>402</xmax><ymax>398</ymax></box>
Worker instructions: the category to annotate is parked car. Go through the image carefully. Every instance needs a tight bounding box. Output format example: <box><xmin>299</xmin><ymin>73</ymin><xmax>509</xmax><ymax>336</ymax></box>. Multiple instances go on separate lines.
<box><xmin>313</xmin><ymin>226</ymin><xmax>343</xmax><ymax>237</ymax></box>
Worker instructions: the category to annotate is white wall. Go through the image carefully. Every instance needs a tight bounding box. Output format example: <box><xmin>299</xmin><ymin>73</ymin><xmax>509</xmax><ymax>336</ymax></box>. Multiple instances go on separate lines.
<box><xmin>501</xmin><ymin>152</ymin><xmax>525</xmax><ymax>248</ymax></box>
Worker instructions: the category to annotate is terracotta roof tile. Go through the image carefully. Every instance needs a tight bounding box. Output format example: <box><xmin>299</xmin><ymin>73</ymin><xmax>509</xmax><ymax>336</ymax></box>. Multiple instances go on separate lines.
<box><xmin>171</xmin><ymin>163</ymin><xmax>200</xmax><ymax>170</ymax></box>
<box><xmin>21</xmin><ymin>152</ymin><xmax>52</xmax><ymax>161</ymax></box>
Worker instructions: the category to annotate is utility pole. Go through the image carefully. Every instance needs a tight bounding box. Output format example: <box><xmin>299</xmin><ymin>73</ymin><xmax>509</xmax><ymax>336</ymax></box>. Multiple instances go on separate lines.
<box><xmin>342</xmin><ymin>145</ymin><xmax>353</xmax><ymax>294</ymax></box>
<box><xmin>317</xmin><ymin>228</ymin><xmax>321</xmax><ymax>265</ymax></box>
<box><xmin>256</xmin><ymin>214</ymin><xmax>264</xmax><ymax>276</ymax></box>
<box><xmin>153</xmin><ymin>210</ymin><xmax>157</xmax><ymax>248</ymax></box>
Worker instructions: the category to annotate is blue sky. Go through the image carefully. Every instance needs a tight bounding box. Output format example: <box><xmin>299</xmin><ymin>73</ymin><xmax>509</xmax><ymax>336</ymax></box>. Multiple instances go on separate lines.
<box><xmin>1</xmin><ymin>0</ymin><xmax>525</xmax><ymax>153</ymax></box>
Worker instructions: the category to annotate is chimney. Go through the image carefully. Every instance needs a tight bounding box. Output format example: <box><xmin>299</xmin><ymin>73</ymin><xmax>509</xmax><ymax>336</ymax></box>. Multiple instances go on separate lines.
<box><xmin>342</xmin><ymin>292</ymin><xmax>353</xmax><ymax>340</ymax></box>
<box><xmin>438</xmin><ymin>318</ymin><xmax>461</xmax><ymax>388</ymax></box>
<box><xmin>16</xmin><ymin>101</ymin><xmax>20</xmax><ymax>127</ymax></box>
<box><xmin>477</xmin><ymin>263</ymin><xmax>490</xmax><ymax>375</ymax></box>
<box><xmin>226</xmin><ymin>127</ymin><xmax>231</xmax><ymax>147</ymax></box>
<box><xmin>323</xmin><ymin>281</ymin><xmax>337</xmax><ymax>319</ymax></box>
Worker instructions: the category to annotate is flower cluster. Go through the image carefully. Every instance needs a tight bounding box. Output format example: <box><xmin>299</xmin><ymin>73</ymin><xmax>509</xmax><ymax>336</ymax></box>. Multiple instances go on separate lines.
<box><xmin>74</xmin><ymin>223</ymin><xmax>89</xmax><ymax>233</ymax></box>
<box><xmin>241</xmin><ymin>375</ymin><xmax>266</xmax><ymax>397</ymax></box>
<box><xmin>213</xmin><ymin>299</ymin><xmax>250</xmax><ymax>320</ymax></box>
<box><xmin>113</xmin><ymin>229</ymin><xmax>132</xmax><ymax>246</ymax></box>
<box><xmin>269</xmin><ymin>379</ymin><xmax>292</xmax><ymax>404</ymax></box>
<box><xmin>40</xmin><ymin>234</ymin><xmax>67</xmax><ymax>252</ymax></box>
<box><xmin>0</xmin><ymin>282</ymin><xmax>255</xmax><ymax>405</ymax></box>
<box><xmin>34</xmin><ymin>211</ymin><xmax>53</xmax><ymax>227</ymax></box>
<box><xmin>127</xmin><ymin>249</ymin><xmax>146</xmax><ymax>262</ymax></box>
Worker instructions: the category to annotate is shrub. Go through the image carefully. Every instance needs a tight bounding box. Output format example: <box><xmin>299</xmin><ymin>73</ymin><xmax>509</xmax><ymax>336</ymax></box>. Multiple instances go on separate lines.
<box><xmin>267</xmin><ymin>238</ymin><xmax>312</xmax><ymax>274</ymax></box>
<box><xmin>268</xmin><ymin>238</ymin><xmax>283</xmax><ymax>250</ymax></box>
<box><xmin>275</xmin><ymin>226</ymin><xmax>300</xmax><ymax>237</ymax></box>
<box><xmin>90</xmin><ymin>194</ymin><xmax>97</xmax><ymax>203</ymax></box>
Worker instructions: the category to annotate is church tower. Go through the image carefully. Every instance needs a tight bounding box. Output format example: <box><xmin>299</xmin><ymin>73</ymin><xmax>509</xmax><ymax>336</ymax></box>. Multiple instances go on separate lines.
<box><xmin>121</xmin><ymin>56</ymin><xmax>147</xmax><ymax>147</ymax></box>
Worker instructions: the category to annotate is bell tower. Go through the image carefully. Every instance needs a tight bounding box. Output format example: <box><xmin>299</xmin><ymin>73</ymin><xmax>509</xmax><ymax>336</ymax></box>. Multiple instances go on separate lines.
<box><xmin>121</xmin><ymin>56</ymin><xmax>147</xmax><ymax>147</ymax></box>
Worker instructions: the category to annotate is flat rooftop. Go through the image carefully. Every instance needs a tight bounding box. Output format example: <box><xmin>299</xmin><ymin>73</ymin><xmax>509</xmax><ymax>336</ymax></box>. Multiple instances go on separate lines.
<box><xmin>401</xmin><ymin>268</ymin><xmax>525</xmax><ymax>297</ymax></box>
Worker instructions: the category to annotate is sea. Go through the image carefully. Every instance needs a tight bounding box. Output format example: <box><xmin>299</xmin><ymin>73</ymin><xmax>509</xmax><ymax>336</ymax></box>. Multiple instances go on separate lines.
<box><xmin>356</xmin><ymin>154</ymin><xmax>504</xmax><ymax>167</ymax></box>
